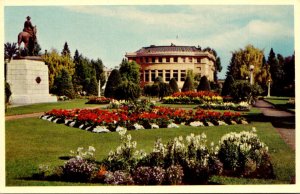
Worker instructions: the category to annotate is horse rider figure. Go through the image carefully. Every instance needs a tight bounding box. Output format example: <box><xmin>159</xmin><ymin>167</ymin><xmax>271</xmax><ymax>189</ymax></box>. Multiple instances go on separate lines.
<box><xmin>18</xmin><ymin>16</ymin><xmax>37</xmax><ymax>56</ymax></box>
<box><xmin>23</xmin><ymin>16</ymin><xmax>34</xmax><ymax>37</ymax></box>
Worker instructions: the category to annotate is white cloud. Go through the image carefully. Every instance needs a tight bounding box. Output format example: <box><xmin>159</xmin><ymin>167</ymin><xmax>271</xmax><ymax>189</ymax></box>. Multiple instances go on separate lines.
<box><xmin>65</xmin><ymin>6</ymin><xmax>199</xmax><ymax>28</ymax></box>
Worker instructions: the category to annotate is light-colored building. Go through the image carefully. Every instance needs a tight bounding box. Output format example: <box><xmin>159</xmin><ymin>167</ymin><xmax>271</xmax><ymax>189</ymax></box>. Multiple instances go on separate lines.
<box><xmin>125</xmin><ymin>44</ymin><xmax>216</xmax><ymax>88</ymax></box>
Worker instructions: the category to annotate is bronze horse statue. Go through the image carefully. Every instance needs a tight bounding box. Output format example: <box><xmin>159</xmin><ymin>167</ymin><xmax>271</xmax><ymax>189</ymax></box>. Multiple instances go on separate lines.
<box><xmin>17</xmin><ymin>26</ymin><xmax>37</xmax><ymax>56</ymax></box>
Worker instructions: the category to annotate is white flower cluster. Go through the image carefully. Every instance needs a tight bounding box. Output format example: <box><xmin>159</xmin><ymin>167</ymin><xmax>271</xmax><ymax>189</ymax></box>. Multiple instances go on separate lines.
<box><xmin>92</xmin><ymin>126</ymin><xmax>110</xmax><ymax>133</ymax></box>
<box><xmin>134</xmin><ymin>123</ymin><xmax>145</xmax><ymax>130</ymax></box>
<box><xmin>190</xmin><ymin>121</ymin><xmax>204</xmax><ymax>127</ymax></box>
<box><xmin>70</xmin><ymin>146</ymin><xmax>96</xmax><ymax>160</ymax></box>
<box><xmin>219</xmin><ymin>128</ymin><xmax>268</xmax><ymax>154</ymax></box>
<box><xmin>108</xmin><ymin>129</ymin><xmax>140</xmax><ymax>162</ymax></box>
<box><xmin>167</xmin><ymin>123</ymin><xmax>179</xmax><ymax>128</ymax></box>
<box><xmin>239</xmin><ymin>101</ymin><xmax>249</xmax><ymax>107</ymax></box>
<box><xmin>153</xmin><ymin>138</ymin><xmax>166</xmax><ymax>156</ymax></box>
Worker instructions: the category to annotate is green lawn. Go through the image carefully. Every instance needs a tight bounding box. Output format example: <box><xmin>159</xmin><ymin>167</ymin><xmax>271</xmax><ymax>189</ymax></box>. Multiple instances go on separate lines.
<box><xmin>5</xmin><ymin>113</ymin><xmax>295</xmax><ymax>186</ymax></box>
<box><xmin>5</xmin><ymin>99</ymin><xmax>106</xmax><ymax>116</ymax></box>
<box><xmin>264</xmin><ymin>97</ymin><xmax>295</xmax><ymax>112</ymax></box>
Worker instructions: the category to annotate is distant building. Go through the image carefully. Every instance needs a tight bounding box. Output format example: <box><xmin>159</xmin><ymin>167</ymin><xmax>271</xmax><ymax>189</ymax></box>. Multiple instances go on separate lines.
<box><xmin>125</xmin><ymin>44</ymin><xmax>216</xmax><ymax>88</ymax></box>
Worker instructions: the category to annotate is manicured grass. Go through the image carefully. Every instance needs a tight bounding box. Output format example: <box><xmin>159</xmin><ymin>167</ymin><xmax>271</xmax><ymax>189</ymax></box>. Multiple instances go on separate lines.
<box><xmin>5</xmin><ymin>115</ymin><xmax>295</xmax><ymax>186</ymax></box>
<box><xmin>264</xmin><ymin>97</ymin><xmax>295</xmax><ymax>112</ymax></box>
<box><xmin>5</xmin><ymin>99</ymin><xmax>107</xmax><ymax>116</ymax></box>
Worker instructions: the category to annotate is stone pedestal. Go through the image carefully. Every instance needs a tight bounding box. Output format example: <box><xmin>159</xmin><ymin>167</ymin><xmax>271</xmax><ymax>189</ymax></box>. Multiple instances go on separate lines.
<box><xmin>6</xmin><ymin>58</ymin><xmax>57</xmax><ymax>105</ymax></box>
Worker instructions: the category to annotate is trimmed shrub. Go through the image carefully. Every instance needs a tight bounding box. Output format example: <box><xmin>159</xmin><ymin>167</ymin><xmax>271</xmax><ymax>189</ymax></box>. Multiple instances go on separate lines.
<box><xmin>115</xmin><ymin>80</ymin><xmax>140</xmax><ymax>101</ymax></box>
<box><xmin>221</xmin><ymin>75</ymin><xmax>234</xmax><ymax>96</ymax></box>
<box><xmin>181</xmin><ymin>76</ymin><xmax>194</xmax><ymax>92</ymax></box>
<box><xmin>169</xmin><ymin>78</ymin><xmax>179</xmax><ymax>94</ymax></box>
<box><xmin>197</xmin><ymin>76</ymin><xmax>211</xmax><ymax>91</ymax></box>
<box><xmin>104</xmin><ymin>69</ymin><xmax>122</xmax><ymax>98</ymax></box>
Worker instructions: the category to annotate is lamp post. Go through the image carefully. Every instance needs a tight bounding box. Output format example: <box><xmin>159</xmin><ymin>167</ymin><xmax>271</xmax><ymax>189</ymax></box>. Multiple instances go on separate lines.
<box><xmin>249</xmin><ymin>65</ymin><xmax>254</xmax><ymax>85</ymax></box>
<box><xmin>267</xmin><ymin>79</ymin><xmax>271</xmax><ymax>97</ymax></box>
<box><xmin>98</xmin><ymin>79</ymin><xmax>101</xmax><ymax>97</ymax></box>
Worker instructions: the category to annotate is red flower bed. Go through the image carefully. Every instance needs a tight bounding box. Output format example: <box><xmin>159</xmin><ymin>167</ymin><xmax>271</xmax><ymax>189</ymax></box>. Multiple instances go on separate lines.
<box><xmin>43</xmin><ymin>106</ymin><xmax>247</xmax><ymax>131</ymax></box>
<box><xmin>86</xmin><ymin>97</ymin><xmax>111</xmax><ymax>104</ymax></box>
<box><xmin>171</xmin><ymin>91</ymin><xmax>220</xmax><ymax>98</ymax></box>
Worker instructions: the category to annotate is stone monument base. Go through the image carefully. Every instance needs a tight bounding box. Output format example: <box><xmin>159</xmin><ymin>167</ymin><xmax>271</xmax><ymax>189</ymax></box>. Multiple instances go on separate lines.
<box><xmin>7</xmin><ymin>57</ymin><xmax>57</xmax><ymax>105</ymax></box>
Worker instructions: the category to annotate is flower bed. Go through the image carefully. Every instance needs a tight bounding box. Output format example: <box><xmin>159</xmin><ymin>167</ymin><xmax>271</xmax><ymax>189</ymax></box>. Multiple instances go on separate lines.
<box><xmin>40</xmin><ymin>105</ymin><xmax>247</xmax><ymax>133</ymax></box>
<box><xmin>37</xmin><ymin>128</ymin><xmax>275</xmax><ymax>185</ymax></box>
<box><xmin>195</xmin><ymin>101</ymin><xmax>250</xmax><ymax>111</ymax></box>
<box><xmin>86</xmin><ymin>97</ymin><xmax>111</xmax><ymax>104</ymax></box>
<box><xmin>163</xmin><ymin>91</ymin><xmax>223</xmax><ymax>104</ymax></box>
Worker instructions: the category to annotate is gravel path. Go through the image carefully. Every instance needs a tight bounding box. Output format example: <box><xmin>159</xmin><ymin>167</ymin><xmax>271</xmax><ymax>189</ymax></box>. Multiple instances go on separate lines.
<box><xmin>254</xmin><ymin>100</ymin><xmax>295</xmax><ymax>150</ymax></box>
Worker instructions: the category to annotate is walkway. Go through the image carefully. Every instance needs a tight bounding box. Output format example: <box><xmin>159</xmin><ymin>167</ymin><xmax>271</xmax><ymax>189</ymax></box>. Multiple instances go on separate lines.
<box><xmin>254</xmin><ymin>100</ymin><xmax>295</xmax><ymax>150</ymax></box>
<box><xmin>5</xmin><ymin>105</ymin><xmax>107</xmax><ymax>121</ymax></box>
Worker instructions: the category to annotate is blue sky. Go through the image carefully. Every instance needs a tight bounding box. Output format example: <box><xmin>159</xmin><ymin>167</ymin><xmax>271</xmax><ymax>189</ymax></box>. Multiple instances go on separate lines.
<box><xmin>4</xmin><ymin>5</ymin><xmax>294</xmax><ymax>79</ymax></box>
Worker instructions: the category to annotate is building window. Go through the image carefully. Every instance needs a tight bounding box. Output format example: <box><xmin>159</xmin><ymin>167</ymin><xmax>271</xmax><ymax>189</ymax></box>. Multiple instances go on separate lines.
<box><xmin>151</xmin><ymin>70</ymin><xmax>156</xmax><ymax>81</ymax></box>
<box><xmin>165</xmin><ymin>70</ymin><xmax>170</xmax><ymax>81</ymax></box>
<box><xmin>152</xmin><ymin>57</ymin><xmax>155</xmax><ymax>63</ymax></box>
<box><xmin>173</xmin><ymin>70</ymin><xmax>178</xmax><ymax>81</ymax></box>
<box><xmin>166</xmin><ymin>57</ymin><xmax>170</xmax><ymax>63</ymax></box>
<box><xmin>159</xmin><ymin>57</ymin><xmax>162</xmax><ymax>63</ymax></box>
<box><xmin>145</xmin><ymin>70</ymin><xmax>149</xmax><ymax>82</ymax></box>
<box><xmin>174</xmin><ymin>57</ymin><xmax>178</xmax><ymax>63</ymax></box>
<box><xmin>158</xmin><ymin>70</ymin><xmax>163</xmax><ymax>78</ymax></box>
<box><xmin>180</xmin><ymin>70</ymin><xmax>186</xmax><ymax>81</ymax></box>
<box><xmin>140</xmin><ymin>72</ymin><xmax>144</xmax><ymax>82</ymax></box>
<box><xmin>146</xmin><ymin>57</ymin><xmax>148</xmax><ymax>63</ymax></box>
<box><xmin>197</xmin><ymin>57</ymin><xmax>201</xmax><ymax>63</ymax></box>
<box><xmin>182</xmin><ymin>57</ymin><xmax>186</xmax><ymax>63</ymax></box>
<box><xmin>189</xmin><ymin>57</ymin><xmax>193</xmax><ymax>63</ymax></box>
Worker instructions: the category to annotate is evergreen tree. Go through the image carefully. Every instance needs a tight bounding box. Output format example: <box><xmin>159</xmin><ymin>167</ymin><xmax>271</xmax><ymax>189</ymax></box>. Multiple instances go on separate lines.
<box><xmin>169</xmin><ymin>78</ymin><xmax>179</xmax><ymax>93</ymax></box>
<box><xmin>197</xmin><ymin>76</ymin><xmax>211</xmax><ymax>91</ymax></box>
<box><xmin>52</xmin><ymin>68</ymin><xmax>75</xmax><ymax>98</ymax></box>
<box><xmin>181</xmin><ymin>76</ymin><xmax>194</xmax><ymax>92</ymax></box>
<box><xmin>268</xmin><ymin>48</ymin><xmax>284</xmax><ymax>95</ymax></box>
<box><xmin>91</xmin><ymin>58</ymin><xmax>106</xmax><ymax>87</ymax></box>
<box><xmin>87</xmin><ymin>76</ymin><xmax>98</xmax><ymax>96</ymax></box>
<box><xmin>104</xmin><ymin>69</ymin><xmax>122</xmax><ymax>98</ymax></box>
<box><xmin>119</xmin><ymin>59</ymin><xmax>140</xmax><ymax>84</ymax></box>
<box><xmin>115</xmin><ymin>80</ymin><xmax>140</xmax><ymax>101</ymax></box>
<box><xmin>221</xmin><ymin>75</ymin><xmax>235</xmax><ymax>96</ymax></box>
<box><xmin>61</xmin><ymin>42</ymin><xmax>71</xmax><ymax>56</ymax></box>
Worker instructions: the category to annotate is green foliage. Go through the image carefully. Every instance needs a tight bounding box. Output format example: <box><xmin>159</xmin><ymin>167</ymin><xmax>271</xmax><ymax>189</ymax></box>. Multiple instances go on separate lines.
<box><xmin>87</xmin><ymin>76</ymin><xmax>98</xmax><ymax>96</ymax></box>
<box><xmin>51</xmin><ymin>68</ymin><xmax>75</xmax><ymax>99</ymax></box>
<box><xmin>116</xmin><ymin>80</ymin><xmax>140</xmax><ymax>101</ymax></box>
<box><xmin>61</xmin><ymin>42</ymin><xmax>71</xmax><ymax>56</ymax></box>
<box><xmin>181</xmin><ymin>76</ymin><xmax>194</xmax><ymax>92</ymax></box>
<box><xmin>4</xmin><ymin>42</ymin><xmax>18</xmax><ymax>61</ymax></box>
<box><xmin>33</xmin><ymin>42</ymin><xmax>42</xmax><ymax>56</ymax></box>
<box><xmin>72</xmin><ymin>50</ymin><xmax>105</xmax><ymax>96</ymax></box>
<box><xmin>218</xmin><ymin>129</ymin><xmax>274</xmax><ymax>178</ymax></box>
<box><xmin>119</xmin><ymin>59</ymin><xmax>140</xmax><ymax>84</ymax></box>
<box><xmin>104</xmin><ymin>69</ymin><xmax>122</xmax><ymax>98</ymax></box>
<box><xmin>5</xmin><ymin>82</ymin><xmax>12</xmax><ymax>106</ymax></box>
<box><xmin>43</xmin><ymin>49</ymin><xmax>75</xmax><ymax>91</ymax></box>
<box><xmin>226</xmin><ymin>45</ymin><xmax>264</xmax><ymax>81</ymax></box>
<box><xmin>197</xmin><ymin>76</ymin><xmax>211</xmax><ymax>91</ymax></box>
<box><xmin>169</xmin><ymin>78</ymin><xmax>179</xmax><ymax>94</ymax></box>
<box><xmin>221</xmin><ymin>75</ymin><xmax>235</xmax><ymax>96</ymax></box>
<box><xmin>230</xmin><ymin>80</ymin><xmax>262</xmax><ymax>102</ymax></box>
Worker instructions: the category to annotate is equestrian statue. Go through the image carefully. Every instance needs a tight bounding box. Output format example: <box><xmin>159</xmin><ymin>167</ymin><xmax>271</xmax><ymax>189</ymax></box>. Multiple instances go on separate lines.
<box><xmin>17</xmin><ymin>16</ymin><xmax>37</xmax><ymax>56</ymax></box>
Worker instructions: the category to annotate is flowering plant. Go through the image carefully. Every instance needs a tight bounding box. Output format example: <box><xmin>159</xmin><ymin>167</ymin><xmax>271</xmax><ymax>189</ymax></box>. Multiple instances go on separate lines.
<box><xmin>217</xmin><ymin>128</ymin><xmax>274</xmax><ymax>178</ymax></box>
<box><xmin>86</xmin><ymin>96</ymin><xmax>111</xmax><ymax>104</ymax></box>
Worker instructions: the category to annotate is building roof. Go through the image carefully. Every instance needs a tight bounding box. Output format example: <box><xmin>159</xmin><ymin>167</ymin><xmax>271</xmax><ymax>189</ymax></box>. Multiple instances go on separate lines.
<box><xmin>136</xmin><ymin>45</ymin><xmax>200</xmax><ymax>53</ymax></box>
<box><xmin>126</xmin><ymin>44</ymin><xmax>216</xmax><ymax>61</ymax></box>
